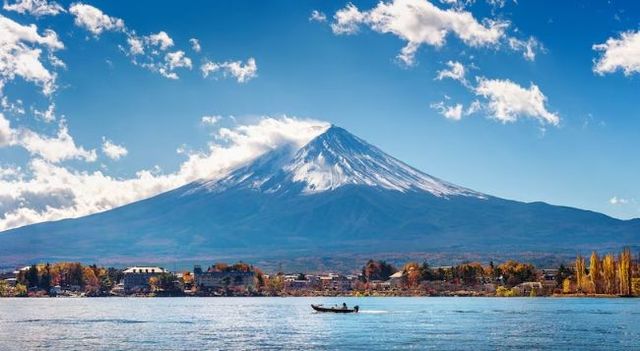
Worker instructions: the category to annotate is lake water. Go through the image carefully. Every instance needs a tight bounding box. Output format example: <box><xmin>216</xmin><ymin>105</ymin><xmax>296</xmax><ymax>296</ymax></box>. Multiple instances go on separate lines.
<box><xmin>0</xmin><ymin>297</ymin><xmax>638</xmax><ymax>350</ymax></box>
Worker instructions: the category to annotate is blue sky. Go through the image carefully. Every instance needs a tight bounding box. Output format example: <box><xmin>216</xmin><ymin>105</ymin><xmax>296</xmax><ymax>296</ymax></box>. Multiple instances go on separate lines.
<box><xmin>0</xmin><ymin>0</ymin><xmax>639</xmax><ymax>230</ymax></box>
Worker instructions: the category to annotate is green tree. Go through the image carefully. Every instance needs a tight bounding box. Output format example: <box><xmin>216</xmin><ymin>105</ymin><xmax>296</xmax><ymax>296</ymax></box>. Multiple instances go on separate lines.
<box><xmin>26</xmin><ymin>264</ymin><xmax>39</xmax><ymax>288</ymax></box>
<box><xmin>40</xmin><ymin>263</ymin><xmax>52</xmax><ymax>291</ymax></box>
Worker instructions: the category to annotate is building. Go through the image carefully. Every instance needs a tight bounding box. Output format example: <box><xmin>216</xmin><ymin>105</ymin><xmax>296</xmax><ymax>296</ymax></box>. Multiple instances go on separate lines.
<box><xmin>122</xmin><ymin>266</ymin><xmax>167</xmax><ymax>292</ymax></box>
<box><xmin>514</xmin><ymin>281</ymin><xmax>543</xmax><ymax>296</ymax></box>
<box><xmin>389</xmin><ymin>271</ymin><xmax>405</xmax><ymax>288</ymax></box>
<box><xmin>319</xmin><ymin>273</ymin><xmax>352</xmax><ymax>291</ymax></box>
<box><xmin>193</xmin><ymin>265</ymin><xmax>255</xmax><ymax>291</ymax></box>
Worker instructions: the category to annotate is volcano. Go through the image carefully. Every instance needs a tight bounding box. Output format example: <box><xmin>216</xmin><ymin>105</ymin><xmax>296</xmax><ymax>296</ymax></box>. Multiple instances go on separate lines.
<box><xmin>0</xmin><ymin>125</ymin><xmax>638</xmax><ymax>267</ymax></box>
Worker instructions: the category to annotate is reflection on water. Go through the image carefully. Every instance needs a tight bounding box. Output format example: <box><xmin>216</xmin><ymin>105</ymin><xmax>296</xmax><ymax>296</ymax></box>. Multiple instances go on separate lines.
<box><xmin>0</xmin><ymin>297</ymin><xmax>638</xmax><ymax>350</ymax></box>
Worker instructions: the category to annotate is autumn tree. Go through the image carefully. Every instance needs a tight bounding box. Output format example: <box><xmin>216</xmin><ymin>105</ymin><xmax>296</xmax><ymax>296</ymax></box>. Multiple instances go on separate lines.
<box><xmin>148</xmin><ymin>276</ymin><xmax>160</xmax><ymax>292</ymax></box>
<box><xmin>362</xmin><ymin>260</ymin><xmax>397</xmax><ymax>282</ymax></box>
<box><xmin>562</xmin><ymin>278</ymin><xmax>574</xmax><ymax>294</ymax></box>
<box><xmin>402</xmin><ymin>262</ymin><xmax>422</xmax><ymax>288</ymax></box>
<box><xmin>0</xmin><ymin>280</ymin><xmax>9</xmax><ymax>297</ymax></box>
<box><xmin>82</xmin><ymin>266</ymin><xmax>100</xmax><ymax>295</ymax></box>
<box><xmin>602</xmin><ymin>254</ymin><xmax>616</xmax><ymax>295</ymax></box>
<box><xmin>589</xmin><ymin>252</ymin><xmax>602</xmax><ymax>294</ymax></box>
<box><xmin>575</xmin><ymin>255</ymin><xmax>586</xmax><ymax>293</ymax></box>
<box><xmin>14</xmin><ymin>283</ymin><xmax>27</xmax><ymax>297</ymax></box>
<box><xmin>497</xmin><ymin>261</ymin><xmax>536</xmax><ymax>287</ymax></box>
<box><xmin>618</xmin><ymin>247</ymin><xmax>632</xmax><ymax>296</ymax></box>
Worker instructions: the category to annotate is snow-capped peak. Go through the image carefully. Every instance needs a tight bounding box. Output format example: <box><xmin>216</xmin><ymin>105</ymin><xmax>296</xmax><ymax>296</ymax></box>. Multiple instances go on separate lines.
<box><xmin>196</xmin><ymin>125</ymin><xmax>484</xmax><ymax>198</ymax></box>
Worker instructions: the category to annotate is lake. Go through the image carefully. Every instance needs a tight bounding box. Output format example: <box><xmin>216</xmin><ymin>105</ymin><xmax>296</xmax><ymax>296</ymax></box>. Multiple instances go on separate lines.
<box><xmin>0</xmin><ymin>297</ymin><xmax>638</xmax><ymax>350</ymax></box>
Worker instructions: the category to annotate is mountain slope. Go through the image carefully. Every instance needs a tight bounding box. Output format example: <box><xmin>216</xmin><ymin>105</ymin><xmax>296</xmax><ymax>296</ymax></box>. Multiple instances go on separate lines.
<box><xmin>0</xmin><ymin>126</ymin><xmax>638</xmax><ymax>267</ymax></box>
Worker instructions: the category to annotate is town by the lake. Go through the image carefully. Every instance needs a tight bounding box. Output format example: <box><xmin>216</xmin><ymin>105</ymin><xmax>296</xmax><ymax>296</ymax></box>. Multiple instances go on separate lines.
<box><xmin>1</xmin><ymin>247</ymin><xmax>638</xmax><ymax>299</ymax></box>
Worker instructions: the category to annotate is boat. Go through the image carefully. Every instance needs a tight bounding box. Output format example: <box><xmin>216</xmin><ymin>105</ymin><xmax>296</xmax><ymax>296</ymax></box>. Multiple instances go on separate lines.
<box><xmin>311</xmin><ymin>304</ymin><xmax>359</xmax><ymax>313</ymax></box>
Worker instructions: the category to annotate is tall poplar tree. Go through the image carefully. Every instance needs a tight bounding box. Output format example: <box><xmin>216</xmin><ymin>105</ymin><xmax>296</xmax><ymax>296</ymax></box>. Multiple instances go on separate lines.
<box><xmin>575</xmin><ymin>255</ymin><xmax>586</xmax><ymax>293</ymax></box>
<box><xmin>618</xmin><ymin>247</ymin><xmax>632</xmax><ymax>296</ymax></box>
<box><xmin>589</xmin><ymin>251</ymin><xmax>602</xmax><ymax>294</ymax></box>
<box><xmin>603</xmin><ymin>254</ymin><xmax>616</xmax><ymax>295</ymax></box>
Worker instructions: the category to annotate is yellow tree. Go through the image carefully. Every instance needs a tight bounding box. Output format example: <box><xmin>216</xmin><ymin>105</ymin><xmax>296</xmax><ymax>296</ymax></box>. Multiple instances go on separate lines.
<box><xmin>82</xmin><ymin>266</ymin><xmax>100</xmax><ymax>295</ymax></box>
<box><xmin>562</xmin><ymin>278</ymin><xmax>574</xmax><ymax>294</ymax></box>
<box><xmin>618</xmin><ymin>247</ymin><xmax>632</xmax><ymax>296</ymax></box>
<box><xmin>603</xmin><ymin>254</ymin><xmax>616</xmax><ymax>295</ymax></box>
<box><xmin>148</xmin><ymin>276</ymin><xmax>160</xmax><ymax>292</ymax></box>
<box><xmin>402</xmin><ymin>262</ymin><xmax>422</xmax><ymax>288</ymax></box>
<box><xmin>575</xmin><ymin>255</ymin><xmax>586</xmax><ymax>293</ymax></box>
<box><xmin>589</xmin><ymin>251</ymin><xmax>602</xmax><ymax>294</ymax></box>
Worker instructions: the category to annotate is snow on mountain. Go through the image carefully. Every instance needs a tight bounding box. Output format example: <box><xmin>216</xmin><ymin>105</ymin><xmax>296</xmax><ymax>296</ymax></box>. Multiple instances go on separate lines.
<box><xmin>195</xmin><ymin>125</ymin><xmax>484</xmax><ymax>198</ymax></box>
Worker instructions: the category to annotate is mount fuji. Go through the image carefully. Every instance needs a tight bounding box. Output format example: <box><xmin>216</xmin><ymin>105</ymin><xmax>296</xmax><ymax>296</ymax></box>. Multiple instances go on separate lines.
<box><xmin>1</xmin><ymin>125</ymin><xmax>638</xmax><ymax>267</ymax></box>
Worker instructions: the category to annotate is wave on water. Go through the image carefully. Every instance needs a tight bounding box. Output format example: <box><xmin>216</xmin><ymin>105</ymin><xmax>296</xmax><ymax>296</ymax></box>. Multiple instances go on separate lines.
<box><xmin>359</xmin><ymin>310</ymin><xmax>389</xmax><ymax>314</ymax></box>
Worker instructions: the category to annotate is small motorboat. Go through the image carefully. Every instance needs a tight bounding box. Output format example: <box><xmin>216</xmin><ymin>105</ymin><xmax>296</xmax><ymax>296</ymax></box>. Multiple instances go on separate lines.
<box><xmin>311</xmin><ymin>304</ymin><xmax>359</xmax><ymax>313</ymax></box>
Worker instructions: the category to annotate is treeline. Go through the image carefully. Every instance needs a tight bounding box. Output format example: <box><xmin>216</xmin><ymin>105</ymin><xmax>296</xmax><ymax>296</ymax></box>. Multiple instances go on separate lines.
<box><xmin>0</xmin><ymin>262</ymin><xmax>122</xmax><ymax>297</ymax></box>
<box><xmin>564</xmin><ymin>247</ymin><xmax>640</xmax><ymax>296</ymax></box>
<box><xmin>360</xmin><ymin>259</ymin><xmax>536</xmax><ymax>288</ymax></box>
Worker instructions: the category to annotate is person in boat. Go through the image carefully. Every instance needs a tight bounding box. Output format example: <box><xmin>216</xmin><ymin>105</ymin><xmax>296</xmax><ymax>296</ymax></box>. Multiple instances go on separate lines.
<box><xmin>342</xmin><ymin>303</ymin><xmax>347</xmax><ymax>310</ymax></box>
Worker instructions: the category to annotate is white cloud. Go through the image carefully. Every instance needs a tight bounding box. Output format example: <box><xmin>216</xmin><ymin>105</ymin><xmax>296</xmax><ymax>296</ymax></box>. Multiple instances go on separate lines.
<box><xmin>508</xmin><ymin>36</ymin><xmax>542</xmax><ymax>61</ymax></box>
<box><xmin>0</xmin><ymin>15</ymin><xmax>64</xmax><ymax>96</ymax></box>
<box><xmin>0</xmin><ymin>164</ymin><xmax>22</xmax><ymax>180</ymax></box>
<box><xmin>101</xmin><ymin>137</ymin><xmax>128</xmax><ymax>160</ymax></box>
<box><xmin>3</xmin><ymin>0</ymin><xmax>65</xmax><ymax>17</ymax></box>
<box><xmin>1</xmin><ymin>96</ymin><xmax>25</xmax><ymax>115</ymax></box>
<box><xmin>435</xmin><ymin>60</ymin><xmax>469</xmax><ymax>87</ymax></box>
<box><xmin>145</xmin><ymin>31</ymin><xmax>173</xmax><ymax>50</ymax></box>
<box><xmin>0</xmin><ymin>117</ymin><xmax>329</xmax><ymax>231</ymax></box>
<box><xmin>189</xmin><ymin>38</ymin><xmax>201</xmax><ymax>52</ymax></box>
<box><xmin>201</xmin><ymin>115</ymin><xmax>222</xmax><ymax>126</ymax></box>
<box><xmin>69</xmin><ymin>2</ymin><xmax>125</xmax><ymax>36</ymax></box>
<box><xmin>165</xmin><ymin>50</ymin><xmax>191</xmax><ymax>70</ymax></box>
<box><xmin>125</xmin><ymin>33</ymin><xmax>191</xmax><ymax>79</ymax></box>
<box><xmin>593</xmin><ymin>30</ymin><xmax>640</xmax><ymax>76</ymax></box>
<box><xmin>18</xmin><ymin>122</ymin><xmax>97</xmax><ymax>162</ymax></box>
<box><xmin>0</xmin><ymin>113</ymin><xmax>96</xmax><ymax>162</ymax></box>
<box><xmin>609</xmin><ymin>196</ymin><xmax>632</xmax><ymax>205</ymax></box>
<box><xmin>201</xmin><ymin>57</ymin><xmax>257</xmax><ymax>83</ymax></box>
<box><xmin>126</xmin><ymin>35</ymin><xmax>144</xmax><ymax>55</ymax></box>
<box><xmin>431</xmin><ymin>101</ymin><xmax>463</xmax><ymax>120</ymax></box>
<box><xmin>0</xmin><ymin>113</ymin><xmax>15</xmax><ymax>146</ymax></box>
<box><xmin>33</xmin><ymin>102</ymin><xmax>55</xmax><ymax>122</ymax></box>
<box><xmin>331</xmin><ymin>0</ymin><xmax>508</xmax><ymax>65</ymax></box>
<box><xmin>309</xmin><ymin>10</ymin><xmax>327</xmax><ymax>23</ymax></box>
<box><xmin>133</xmin><ymin>49</ymin><xmax>192</xmax><ymax>80</ymax></box>
<box><xmin>474</xmin><ymin>78</ymin><xmax>559</xmax><ymax>125</ymax></box>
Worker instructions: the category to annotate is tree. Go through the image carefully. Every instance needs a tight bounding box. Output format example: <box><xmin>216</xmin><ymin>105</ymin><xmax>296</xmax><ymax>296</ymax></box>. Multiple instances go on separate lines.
<box><xmin>26</xmin><ymin>264</ymin><xmax>39</xmax><ymax>288</ymax></box>
<box><xmin>402</xmin><ymin>262</ymin><xmax>422</xmax><ymax>288</ymax></box>
<box><xmin>0</xmin><ymin>280</ymin><xmax>9</xmax><ymax>297</ymax></box>
<box><xmin>575</xmin><ymin>255</ymin><xmax>586</xmax><ymax>293</ymax></box>
<box><xmin>603</xmin><ymin>254</ymin><xmax>616</xmax><ymax>295</ymax></box>
<box><xmin>556</xmin><ymin>264</ymin><xmax>573</xmax><ymax>288</ymax></box>
<box><xmin>40</xmin><ymin>263</ymin><xmax>52</xmax><ymax>291</ymax></box>
<box><xmin>362</xmin><ymin>260</ymin><xmax>397</xmax><ymax>282</ymax></box>
<box><xmin>562</xmin><ymin>278</ymin><xmax>574</xmax><ymax>294</ymax></box>
<box><xmin>148</xmin><ymin>276</ymin><xmax>160</xmax><ymax>292</ymax></box>
<box><xmin>618</xmin><ymin>247</ymin><xmax>632</xmax><ymax>296</ymax></box>
<box><xmin>82</xmin><ymin>266</ymin><xmax>100</xmax><ymax>295</ymax></box>
<box><xmin>14</xmin><ymin>283</ymin><xmax>27</xmax><ymax>297</ymax></box>
<box><xmin>589</xmin><ymin>252</ymin><xmax>602</xmax><ymax>294</ymax></box>
<box><xmin>497</xmin><ymin>261</ymin><xmax>536</xmax><ymax>287</ymax></box>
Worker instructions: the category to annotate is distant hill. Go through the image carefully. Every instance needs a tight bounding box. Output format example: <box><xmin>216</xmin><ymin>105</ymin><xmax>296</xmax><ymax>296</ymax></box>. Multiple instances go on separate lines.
<box><xmin>1</xmin><ymin>126</ymin><xmax>638</xmax><ymax>269</ymax></box>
